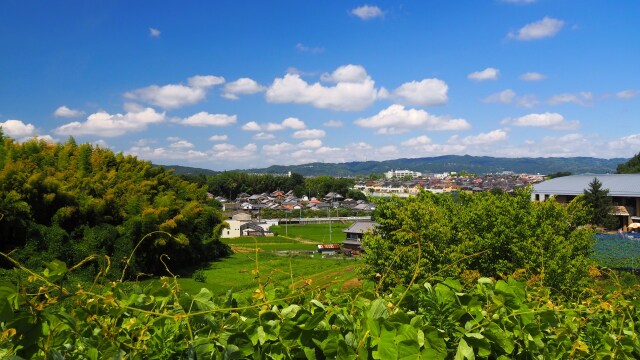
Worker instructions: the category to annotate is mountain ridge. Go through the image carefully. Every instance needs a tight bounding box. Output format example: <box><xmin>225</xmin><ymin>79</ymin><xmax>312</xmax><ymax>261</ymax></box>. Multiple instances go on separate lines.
<box><xmin>159</xmin><ymin>155</ymin><xmax>627</xmax><ymax>177</ymax></box>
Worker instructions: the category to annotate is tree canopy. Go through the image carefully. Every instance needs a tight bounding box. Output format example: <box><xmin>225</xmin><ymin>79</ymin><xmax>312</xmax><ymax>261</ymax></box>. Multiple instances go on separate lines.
<box><xmin>359</xmin><ymin>189</ymin><xmax>594</xmax><ymax>295</ymax></box>
<box><xmin>617</xmin><ymin>152</ymin><xmax>640</xmax><ymax>173</ymax></box>
<box><xmin>0</xmin><ymin>135</ymin><xmax>229</xmax><ymax>279</ymax></box>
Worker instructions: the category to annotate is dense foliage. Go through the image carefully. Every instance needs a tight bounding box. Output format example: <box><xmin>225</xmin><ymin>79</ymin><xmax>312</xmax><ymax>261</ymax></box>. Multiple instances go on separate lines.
<box><xmin>0</xmin><ymin>132</ymin><xmax>229</xmax><ymax>279</ymax></box>
<box><xmin>181</xmin><ymin>171</ymin><xmax>355</xmax><ymax>200</ymax></box>
<box><xmin>2</xmin><ymin>256</ymin><xmax>640</xmax><ymax>359</ymax></box>
<box><xmin>360</xmin><ymin>189</ymin><xmax>595</xmax><ymax>295</ymax></box>
<box><xmin>616</xmin><ymin>151</ymin><xmax>640</xmax><ymax>173</ymax></box>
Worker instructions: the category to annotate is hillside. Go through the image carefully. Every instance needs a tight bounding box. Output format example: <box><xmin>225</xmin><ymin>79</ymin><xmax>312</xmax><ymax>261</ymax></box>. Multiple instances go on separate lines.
<box><xmin>239</xmin><ymin>155</ymin><xmax>626</xmax><ymax>176</ymax></box>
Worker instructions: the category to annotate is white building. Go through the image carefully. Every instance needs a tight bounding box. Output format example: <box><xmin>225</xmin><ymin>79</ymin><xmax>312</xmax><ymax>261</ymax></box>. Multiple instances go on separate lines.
<box><xmin>385</xmin><ymin>169</ymin><xmax>423</xmax><ymax>179</ymax></box>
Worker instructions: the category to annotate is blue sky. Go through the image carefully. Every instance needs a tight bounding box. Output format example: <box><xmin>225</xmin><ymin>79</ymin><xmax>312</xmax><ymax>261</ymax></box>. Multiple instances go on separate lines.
<box><xmin>1</xmin><ymin>1</ymin><xmax>639</xmax><ymax>170</ymax></box>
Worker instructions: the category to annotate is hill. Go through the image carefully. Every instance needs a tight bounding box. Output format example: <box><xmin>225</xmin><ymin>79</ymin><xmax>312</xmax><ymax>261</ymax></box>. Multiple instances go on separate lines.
<box><xmin>239</xmin><ymin>155</ymin><xmax>626</xmax><ymax>176</ymax></box>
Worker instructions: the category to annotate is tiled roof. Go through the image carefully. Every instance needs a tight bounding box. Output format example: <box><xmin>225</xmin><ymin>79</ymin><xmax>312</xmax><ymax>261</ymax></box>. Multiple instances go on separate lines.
<box><xmin>533</xmin><ymin>174</ymin><xmax>640</xmax><ymax>197</ymax></box>
<box><xmin>343</xmin><ymin>220</ymin><xmax>378</xmax><ymax>234</ymax></box>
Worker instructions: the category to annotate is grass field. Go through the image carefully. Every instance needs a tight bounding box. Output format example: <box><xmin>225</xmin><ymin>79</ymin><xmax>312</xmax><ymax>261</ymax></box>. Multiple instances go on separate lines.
<box><xmin>269</xmin><ymin>222</ymin><xmax>351</xmax><ymax>243</ymax></box>
<box><xmin>166</xmin><ymin>223</ymin><xmax>360</xmax><ymax>298</ymax></box>
<box><xmin>174</xmin><ymin>252</ymin><xmax>358</xmax><ymax>298</ymax></box>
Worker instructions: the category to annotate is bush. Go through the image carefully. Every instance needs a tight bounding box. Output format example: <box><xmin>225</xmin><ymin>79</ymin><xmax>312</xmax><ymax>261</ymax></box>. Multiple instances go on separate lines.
<box><xmin>193</xmin><ymin>269</ymin><xmax>207</xmax><ymax>282</ymax></box>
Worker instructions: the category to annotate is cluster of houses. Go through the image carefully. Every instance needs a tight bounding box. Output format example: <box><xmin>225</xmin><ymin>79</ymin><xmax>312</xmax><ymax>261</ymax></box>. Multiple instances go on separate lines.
<box><xmin>217</xmin><ymin>191</ymin><xmax>376</xmax><ymax>214</ymax></box>
<box><xmin>356</xmin><ymin>172</ymin><xmax>545</xmax><ymax>197</ymax></box>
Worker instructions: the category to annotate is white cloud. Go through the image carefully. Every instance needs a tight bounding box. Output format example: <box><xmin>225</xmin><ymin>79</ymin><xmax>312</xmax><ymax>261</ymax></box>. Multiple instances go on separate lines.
<box><xmin>548</xmin><ymin>92</ymin><xmax>593</xmax><ymax>106</ymax></box>
<box><xmin>54</xmin><ymin>106</ymin><xmax>84</xmax><ymax>118</ymax></box>
<box><xmin>351</xmin><ymin>5</ymin><xmax>384</xmax><ymax>20</ymax></box>
<box><xmin>378</xmin><ymin>145</ymin><xmax>399</xmax><ymax>155</ymax></box>
<box><xmin>179</xmin><ymin>112</ymin><xmax>237</xmax><ymax>127</ymax></box>
<box><xmin>483</xmin><ymin>89</ymin><xmax>516</xmax><ymax>104</ymax></box>
<box><xmin>609</xmin><ymin>134</ymin><xmax>640</xmax><ymax>150</ymax></box>
<box><xmin>292</xmin><ymin>129</ymin><xmax>326</xmax><ymax>139</ymax></box>
<box><xmin>468</xmin><ymin>68</ymin><xmax>500</xmax><ymax>81</ymax></box>
<box><xmin>211</xmin><ymin>143</ymin><xmax>257</xmax><ymax>161</ymax></box>
<box><xmin>281</xmin><ymin>117</ymin><xmax>306</xmax><ymax>129</ymax></box>
<box><xmin>298</xmin><ymin>139</ymin><xmax>322</xmax><ymax>148</ymax></box>
<box><xmin>516</xmin><ymin>94</ymin><xmax>540</xmax><ymax>108</ymax></box>
<box><xmin>296</xmin><ymin>43</ymin><xmax>325</xmax><ymax>54</ymax></box>
<box><xmin>502</xmin><ymin>112</ymin><xmax>579</xmax><ymax>130</ymax></box>
<box><xmin>393</xmin><ymin>78</ymin><xmax>448</xmax><ymax>106</ymax></box>
<box><xmin>167</xmin><ymin>136</ymin><xmax>181</xmax><ymax>142</ymax></box>
<box><xmin>149</xmin><ymin>28</ymin><xmax>161</xmax><ymax>37</ymax></box>
<box><xmin>520</xmin><ymin>72</ymin><xmax>546</xmax><ymax>81</ymax></box>
<box><xmin>323</xmin><ymin>120</ymin><xmax>343</xmax><ymax>127</ymax></box>
<box><xmin>54</xmin><ymin>108</ymin><xmax>165</xmax><ymax>137</ymax></box>
<box><xmin>509</xmin><ymin>17</ymin><xmax>565</xmax><ymax>41</ymax></box>
<box><xmin>128</xmin><ymin>146</ymin><xmax>209</xmax><ymax>161</ymax></box>
<box><xmin>263</xmin><ymin>142</ymin><xmax>294</xmax><ymax>155</ymax></box>
<box><xmin>401</xmin><ymin>135</ymin><xmax>432</xmax><ymax>146</ymax></box>
<box><xmin>209</xmin><ymin>134</ymin><xmax>228</xmax><ymax>142</ymax></box>
<box><xmin>0</xmin><ymin>119</ymin><xmax>36</xmax><ymax>138</ymax></box>
<box><xmin>617</xmin><ymin>90</ymin><xmax>639</xmax><ymax>99</ymax></box>
<box><xmin>242</xmin><ymin>121</ymin><xmax>262</xmax><ymax>131</ymax></box>
<box><xmin>170</xmin><ymin>140</ymin><xmax>194</xmax><ymax>149</ymax></box>
<box><xmin>124</xmin><ymin>75</ymin><xmax>224</xmax><ymax>109</ymax></box>
<box><xmin>266</xmin><ymin>65</ymin><xmax>378</xmax><ymax>111</ymax></box>
<box><xmin>242</xmin><ymin>117</ymin><xmax>306</xmax><ymax>132</ymax></box>
<box><xmin>456</xmin><ymin>129</ymin><xmax>508</xmax><ymax>145</ymax></box>
<box><xmin>253</xmin><ymin>132</ymin><xmax>275</xmax><ymax>140</ymax></box>
<box><xmin>222</xmin><ymin>78</ymin><xmax>266</xmax><ymax>100</ymax></box>
<box><xmin>355</xmin><ymin>104</ymin><xmax>471</xmax><ymax>134</ymax></box>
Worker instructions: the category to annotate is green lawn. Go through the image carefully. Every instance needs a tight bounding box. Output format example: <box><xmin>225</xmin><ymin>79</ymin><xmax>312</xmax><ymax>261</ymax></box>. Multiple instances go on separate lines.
<box><xmin>223</xmin><ymin>236</ymin><xmax>302</xmax><ymax>244</ymax></box>
<box><xmin>270</xmin><ymin>222</ymin><xmax>351</xmax><ymax>243</ymax></box>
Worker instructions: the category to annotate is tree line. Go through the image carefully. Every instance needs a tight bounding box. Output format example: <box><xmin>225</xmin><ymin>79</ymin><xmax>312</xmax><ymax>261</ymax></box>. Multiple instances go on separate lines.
<box><xmin>0</xmin><ymin>130</ymin><xmax>229</xmax><ymax>280</ymax></box>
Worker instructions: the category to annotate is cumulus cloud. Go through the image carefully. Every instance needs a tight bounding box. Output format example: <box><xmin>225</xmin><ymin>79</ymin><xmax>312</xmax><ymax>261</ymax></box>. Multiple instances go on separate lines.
<box><xmin>211</xmin><ymin>143</ymin><xmax>257</xmax><ymax>161</ymax></box>
<box><xmin>520</xmin><ymin>72</ymin><xmax>546</xmax><ymax>81</ymax></box>
<box><xmin>127</xmin><ymin>146</ymin><xmax>208</xmax><ymax>161</ymax></box>
<box><xmin>242</xmin><ymin>121</ymin><xmax>262</xmax><ymax>131</ymax></box>
<box><xmin>509</xmin><ymin>17</ymin><xmax>565</xmax><ymax>41</ymax></box>
<box><xmin>149</xmin><ymin>28</ymin><xmax>161</xmax><ymax>37</ymax></box>
<box><xmin>266</xmin><ymin>64</ymin><xmax>378</xmax><ymax>111</ymax></box>
<box><xmin>54</xmin><ymin>106</ymin><xmax>84</xmax><ymax>118</ymax></box>
<box><xmin>296</xmin><ymin>43</ymin><xmax>325</xmax><ymax>54</ymax></box>
<box><xmin>170</xmin><ymin>140</ymin><xmax>194</xmax><ymax>149</ymax></box>
<box><xmin>401</xmin><ymin>135</ymin><xmax>432</xmax><ymax>146</ymax></box>
<box><xmin>468</xmin><ymin>68</ymin><xmax>500</xmax><ymax>81</ymax></box>
<box><xmin>263</xmin><ymin>142</ymin><xmax>294</xmax><ymax>155</ymax></box>
<box><xmin>617</xmin><ymin>90</ymin><xmax>639</xmax><ymax>99</ymax></box>
<box><xmin>351</xmin><ymin>5</ymin><xmax>384</xmax><ymax>20</ymax></box>
<box><xmin>609</xmin><ymin>134</ymin><xmax>640</xmax><ymax>150</ymax></box>
<box><xmin>393</xmin><ymin>78</ymin><xmax>448</xmax><ymax>106</ymax></box>
<box><xmin>298</xmin><ymin>139</ymin><xmax>322</xmax><ymax>148</ymax></box>
<box><xmin>241</xmin><ymin>117</ymin><xmax>306</xmax><ymax>132</ymax></box>
<box><xmin>124</xmin><ymin>75</ymin><xmax>225</xmax><ymax>109</ymax></box>
<box><xmin>548</xmin><ymin>92</ymin><xmax>593</xmax><ymax>106</ymax></box>
<box><xmin>253</xmin><ymin>132</ymin><xmax>275</xmax><ymax>140</ymax></box>
<box><xmin>483</xmin><ymin>89</ymin><xmax>516</xmax><ymax>104</ymax></box>
<box><xmin>502</xmin><ymin>112</ymin><xmax>579</xmax><ymax>130</ymax></box>
<box><xmin>54</xmin><ymin>108</ymin><xmax>165</xmax><ymax>137</ymax></box>
<box><xmin>292</xmin><ymin>129</ymin><xmax>326</xmax><ymax>139</ymax></box>
<box><xmin>179</xmin><ymin>112</ymin><xmax>237</xmax><ymax>126</ymax></box>
<box><xmin>355</xmin><ymin>104</ymin><xmax>471</xmax><ymax>134</ymax></box>
<box><xmin>222</xmin><ymin>78</ymin><xmax>266</xmax><ymax>100</ymax></box>
<box><xmin>209</xmin><ymin>134</ymin><xmax>228</xmax><ymax>142</ymax></box>
<box><xmin>323</xmin><ymin>120</ymin><xmax>343</xmax><ymax>127</ymax></box>
<box><xmin>455</xmin><ymin>129</ymin><xmax>508</xmax><ymax>145</ymax></box>
<box><xmin>0</xmin><ymin>119</ymin><xmax>36</xmax><ymax>138</ymax></box>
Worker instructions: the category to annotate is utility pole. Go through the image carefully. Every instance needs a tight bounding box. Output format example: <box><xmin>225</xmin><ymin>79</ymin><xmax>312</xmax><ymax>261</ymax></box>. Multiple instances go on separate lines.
<box><xmin>285</xmin><ymin>210</ymin><xmax>288</xmax><ymax>237</ymax></box>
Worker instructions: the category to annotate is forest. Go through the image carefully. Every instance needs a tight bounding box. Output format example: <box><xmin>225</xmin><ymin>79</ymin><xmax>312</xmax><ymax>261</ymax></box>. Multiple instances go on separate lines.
<box><xmin>0</xmin><ymin>130</ymin><xmax>229</xmax><ymax>280</ymax></box>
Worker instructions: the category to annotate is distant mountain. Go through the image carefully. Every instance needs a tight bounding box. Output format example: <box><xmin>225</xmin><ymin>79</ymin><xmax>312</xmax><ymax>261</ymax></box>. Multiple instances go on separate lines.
<box><xmin>156</xmin><ymin>164</ymin><xmax>220</xmax><ymax>176</ymax></box>
<box><xmin>239</xmin><ymin>155</ymin><xmax>627</xmax><ymax>176</ymax></box>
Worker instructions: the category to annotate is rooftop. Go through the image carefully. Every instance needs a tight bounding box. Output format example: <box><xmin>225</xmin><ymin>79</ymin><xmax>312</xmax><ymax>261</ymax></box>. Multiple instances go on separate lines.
<box><xmin>533</xmin><ymin>174</ymin><xmax>640</xmax><ymax>197</ymax></box>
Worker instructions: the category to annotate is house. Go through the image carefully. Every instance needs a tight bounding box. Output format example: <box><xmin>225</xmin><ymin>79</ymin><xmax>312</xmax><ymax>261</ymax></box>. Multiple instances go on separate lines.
<box><xmin>532</xmin><ymin>174</ymin><xmax>640</xmax><ymax>228</ymax></box>
<box><xmin>221</xmin><ymin>212</ymin><xmax>274</xmax><ymax>238</ymax></box>
<box><xmin>342</xmin><ymin>220</ymin><xmax>379</xmax><ymax>253</ymax></box>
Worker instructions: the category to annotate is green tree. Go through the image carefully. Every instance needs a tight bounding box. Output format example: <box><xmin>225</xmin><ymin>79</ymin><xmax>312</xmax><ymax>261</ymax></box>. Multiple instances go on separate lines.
<box><xmin>359</xmin><ymin>189</ymin><xmax>595</xmax><ymax>295</ymax></box>
<box><xmin>616</xmin><ymin>152</ymin><xmax>640</xmax><ymax>173</ymax></box>
<box><xmin>583</xmin><ymin>177</ymin><xmax>618</xmax><ymax>229</ymax></box>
